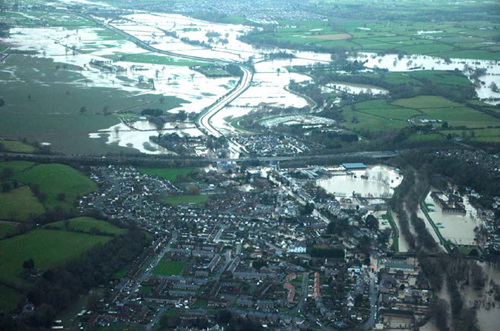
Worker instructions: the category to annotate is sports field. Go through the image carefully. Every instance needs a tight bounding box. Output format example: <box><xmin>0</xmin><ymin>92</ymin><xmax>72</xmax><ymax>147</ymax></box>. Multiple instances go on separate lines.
<box><xmin>152</xmin><ymin>260</ymin><xmax>185</xmax><ymax>276</ymax></box>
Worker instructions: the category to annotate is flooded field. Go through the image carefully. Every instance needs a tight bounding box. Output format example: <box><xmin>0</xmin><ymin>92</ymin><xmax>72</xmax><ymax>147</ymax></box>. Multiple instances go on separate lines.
<box><xmin>326</xmin><ymin>82</ymin><xmax>389</xmax><ymax>95</ymax></box>
<box><xmin>90</xmin><ymin>120</ymin><xmax>203</xmax><ymax>154</ymax></box>
<box><xmin>419</xmin><ymin>191</ymin><xmax>483</xmax><ymax>246</ymax></box>
<box><xmin>3</xmin><ymin>2</ymin><xmax>500</xmax><ymax>155</ymax></box>
<box><xmin>317</xmin><ymin>165</ymin><xmax>402</xmax><ymax>198</ymax></box>
<box><xmin>355</xmin><ymin>52</ymin><xmax>500</xmax><ymax>104</ymax></box>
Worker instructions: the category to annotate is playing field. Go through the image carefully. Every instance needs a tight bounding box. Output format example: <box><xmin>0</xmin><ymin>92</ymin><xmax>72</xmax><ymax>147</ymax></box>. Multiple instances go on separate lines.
<box><xmin>152</xmin><ymin>260</ymin><xmax>185</xmax><ymax>276</ymax></box>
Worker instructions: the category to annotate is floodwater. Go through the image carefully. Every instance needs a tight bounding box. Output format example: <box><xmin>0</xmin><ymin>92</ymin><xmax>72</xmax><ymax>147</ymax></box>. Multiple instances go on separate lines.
<box><xmin>89</xmin><ymin>120</ymin><xmax>203</xmax><ymax>154</ymax></box>
<box><xmin>317</xmin><ymin>165</ymin><xmax>402</xmax><ymax>198</ymax></box>
<box><xmin>326</xmin><ymin>82</ymin><xmax>389</xmax><ymax>95</ymax></box>
<box><xmin>354</xmin><ymin>52</ymin><xmax>500</xmax><ymax>104</ymax></box>
<box><xmin>6</xmin><ymin>2</ymin><xmax>500</xmax><ymax>155</ymax></box>
<box><xmin>418</xmin><ymin>192</ymin><xmax>483</xmax><ymax>246</ymax></box>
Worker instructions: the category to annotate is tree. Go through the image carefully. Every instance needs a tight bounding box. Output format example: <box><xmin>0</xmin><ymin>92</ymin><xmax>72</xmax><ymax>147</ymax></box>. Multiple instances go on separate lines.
<box><xmin>1</xmin><ymin>167</ymin><xmax>15</xmax><ymax>182</ymax></box>
<box><xmin>186</xmin><ymin>184</ymin><xmax>200</xmax><ymax>195</ymax></box>
<box><xmin>252</xmin><ymin>259</ymin><xmax>267</xmax><ymax>270</ymax></box>
<box><xmin>0</xmin><ymin>98</ymin><xmax>4</xmax><ymax>107</ymax></box>
<box><xmin>22</xmin><ymin>258</ymin><xmax>35</xmax><ymax>271</ymax></box>
<box><xmin>216</xmin><ymin>309</ymin><xmax>232</xmax><ymax>324</ymax></box>
<box><xmin>79</xmin><ymin>106</ymin><xmax>87</xmax><ymax>114</ymax></box>
<box><xmin>365</xmin><ymin>214</ymin><xmax>379</xmax><ymax>231</ymax></box>
<box><xmin>56</xmin><ymin>192</ymin><xmax>66</xmax><ymax>202</ymax></box>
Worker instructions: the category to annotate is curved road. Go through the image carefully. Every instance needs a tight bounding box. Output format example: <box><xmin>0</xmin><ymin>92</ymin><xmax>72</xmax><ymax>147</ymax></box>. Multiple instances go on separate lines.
<box><xmin>197</xmin><ymin>66</ymin><xmax>253</xmax><ymax>155</ymax></box>
<box><xmin>78</xmin><ymin>12</ymin><xmax>254</xmax><ymax>153</ymax></box>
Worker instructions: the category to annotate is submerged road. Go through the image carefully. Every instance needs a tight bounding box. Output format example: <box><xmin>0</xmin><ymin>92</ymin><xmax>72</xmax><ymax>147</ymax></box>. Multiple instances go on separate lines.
<box><xmin>78</xmin><ymin>12</ymin><xmax>254</xmax><ymax>152</ymax></box>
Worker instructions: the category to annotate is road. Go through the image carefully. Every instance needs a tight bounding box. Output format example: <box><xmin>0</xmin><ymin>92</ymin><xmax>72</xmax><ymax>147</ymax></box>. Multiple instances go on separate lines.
<box><xmin>196</xmin><ymin>66</ymin><xmax>253</xmax><ymax>155</ymax></box>
<box><xmin>293</xmin><ymin>272</ymin><xmax>309</xmax><ymax>313</ymax></box>
<box><xmin>0</xmin><ymin>150</ymin><xmax>398</xmax><ymax>165</ymax></box>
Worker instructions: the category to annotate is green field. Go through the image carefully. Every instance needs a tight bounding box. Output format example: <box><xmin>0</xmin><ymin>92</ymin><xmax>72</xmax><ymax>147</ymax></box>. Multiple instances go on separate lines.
<box><xmin>0</xmin><ymin>223</ymin><xmax>17</xmax><ymax>238</ymax></box>
<box><xmin>46</xmin><ymin>217</ymin><xmax>126</xmax><ymax>236</ymax></box>
<box><xmin>0</xmin><ymin>161</ymin><xmax>35</xmax><ymax>173</ymax></box>
<box><xmin>0</xmin><ymin>229</ymin><xmax>112</xmax><ymax>288</ymax></box>
<box><xmin>152</xmin><ymin>260</ymin><xmax>185</xmax><ymax>276</ymax></box>
<box><xmin>0</xmin><ymin>141</ymin><xmax>36</xmax><ymax>153</ymax></box>
<box><xmin>138</xmin><ymin>167</ymin><xmax>197</xmax><ymax>181</ymax></box>
<box><xmin>341</xmin><ymin>96</ymin><xmax>500</xmax><ymax>136</ymax></box>
<box><xmin>160</xmin><ymin>194</ymin><xmax>208</xmax><ymax>206</ymax></box>
<box><xmin>243</xmin><ymin>8</ymin><xmax>500</xmax><ymax>61</ymax></box>
<box><xmin>16</xmin><ymin>163</ymin><xmax>97</xmax><ymax>210</ymax></box>
<box><xmin>442</xmin><ymin>128</ymin><xmax>500</xmax><ymax>143</ymax></box>
<box><xmin>0</xmin><ymin>186</ymin><xmax>46</xmax><ymax>222</ymax></box>
<box><xmin>0</xmin><ymin>284</ymin><xmax>20</xmax><ymax>312</ymax></box>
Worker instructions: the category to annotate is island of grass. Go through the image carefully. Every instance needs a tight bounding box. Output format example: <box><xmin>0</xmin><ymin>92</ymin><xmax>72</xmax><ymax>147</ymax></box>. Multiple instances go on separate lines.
<box><xmin>138</xmin><ymin>167</ymin><xmax>197</xmax><ymax>182</ymax></box>
<box><xmin>0</xmin><ymin>140</ymin><xmax>36</xmax><ymax>153</ymax></box>
<box><xmin>45</xmin><ymin>217</ymin><xmax>126</xmax><ymax>236</ymax></box>
<box><xmin>160</xmin><ymin>194</ymin><xmax>208</xmax><ymax>206</ymax></box>
<box><xmin>152</xmin><ymin>260</ymin><xmax>185</xmax><ymax>276</ymax></box>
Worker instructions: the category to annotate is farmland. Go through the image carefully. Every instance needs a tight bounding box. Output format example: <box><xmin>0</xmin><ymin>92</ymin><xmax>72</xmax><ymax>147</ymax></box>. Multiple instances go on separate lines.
<box><xmin>0</xmin><ymin>229</ymin><xmax>112</xmax><ymax>288</ymax></box>
<box><xmin>15</xmin><ymin>163</ymin><xmax>97</xmax><ymax>210</ymax></box>
<box><xmin>341</xmin><ymin>96</ymin><xmax>500</xmax><ymax>134</ymax></box>
<box><xmin>0</xmin><ymin>223</ymin><xmax>17</xmax><ymax>239</ymax></box>
<box><xmin>243</xmin><ymin>1</ymin><xmax>500</xmax><ymax>61</ymax></box>
<box><xmin>0</xmin><ymin>54</ymin><xmax>187</xmax><ymax>155</ymax></box>
<box><xmin>0</xmin><ymin>140</ymin><xmax>36</xmax><ymax>153</ymax></box>
<box><xmin>46</xmin><ymin>217</ymin><xmax>126</xmax><ymax>236</ymax></box>
<box><xmin>0</xmin><ymin>186</ymin><xmax>46</xmax><ymax>222</ymax></box>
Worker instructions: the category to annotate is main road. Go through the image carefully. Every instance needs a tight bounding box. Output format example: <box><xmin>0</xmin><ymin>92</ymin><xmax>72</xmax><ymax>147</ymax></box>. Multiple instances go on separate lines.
<box><xmin>196</xmin><ymin>66</ymin><xmax>253</xmax><ymax>155</ymax></box>
<box><xmin>78</xmin><ymin>12</ymin><xmax>253</xmax><ymax>154</ymax></box>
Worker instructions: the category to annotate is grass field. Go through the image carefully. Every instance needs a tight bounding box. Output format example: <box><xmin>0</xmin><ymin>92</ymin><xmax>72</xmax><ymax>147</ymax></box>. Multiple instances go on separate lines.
<box><xmin>341</xmin><ymin>96</ymin><xmax>500</xmax><ymax>137</ymax></box>
<box><xmin>0</xmin><ymin>229</ymin><xmax>112</xmax><ymax>288</ymax></box>
<box><xmin>138</xmin><ymin>167</ymin><xmax>197</xmax><ymax>181</ymax></box>
<box><xmin>0</xmin><ymin>141</ymin><xmax>36</xmax><ymax>153</ymax></box>
<box><xmin>46</xmin><ymin>217</ymin><xmax>126</xmax><ymax>236</ymax></box>
<box><xmin>245</xmin><ymin>14</ymin><xmax>500</xmax><ymax>61</ymax></box>
<box><xmin>160</xmin><ymin>194</ymin><xmax>208</xmax><ymax>206</ymax></box>
<box><xmin>0</xmin><ymin>161</ymin><xmax>35</xmax><ymax>173</ymax></box>
<box><xmin>16</xmin><ymin>163</ymin><xmax>97</xmax><ymax>210</ymax></box>
<box><xmin>0</xmin><ymin>284</ymin><xmax>20</xmax><ymax>312</ymax></box>
<box><xmin>0</xmin><ymin>223</ymin><xmax>17</xmax><ymax>238</ymax></box>
<box><xmin>0</xmin><ymin>186</ymin><xmax>46</xmax><ymax>222</ymax></box>
<box><xmin>152</xmin><ymin>260</ymin><xmax>185</xmax><ymax>276</ymax></box>
<box><xmin>442</xmin><ymin>128</ymin><xmax>500</xmax><ymax>143</ymax></box>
